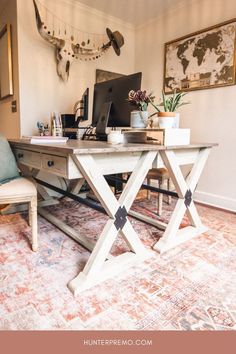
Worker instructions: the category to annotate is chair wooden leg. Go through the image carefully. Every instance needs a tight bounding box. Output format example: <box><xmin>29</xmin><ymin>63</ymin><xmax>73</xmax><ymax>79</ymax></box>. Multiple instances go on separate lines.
<box><xmin>122</xmin><ymin>173</ymin><xmax>128</xmax><ymax>192</ymax></box>
<box><xmin>28</xmin><ymin>202</ymin><xmax>32</xmax><ymax>227</ymax></box>
<box><xmin>147</xmin><ymin>178</ymin><xmax>151</xmax><ymax>200</ymax></box>
<box><xmin>167</xmin><ymin>178</ymin><xmax>172</xmax><ymax>205</ymax></box>
<box><xmin>157</xmin><ymin>179</ymin><xmax>163</xmax><ymax>216</ymax></box>
<box><xmin>30</xmin><ymin>196</ymin><xmax>38</xmax><ymax>252</ymax></box>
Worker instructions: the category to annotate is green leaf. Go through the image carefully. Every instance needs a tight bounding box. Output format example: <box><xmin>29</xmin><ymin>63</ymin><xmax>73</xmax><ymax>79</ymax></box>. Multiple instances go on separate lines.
<box><xmin>162</xmin><ymin>91</ymin><xmax>168</xmax><ymax>111</ymax></box>
<box><xmin>175</xmin><ymin>102</ymin><xmax>190</xmax><ymax>109</ymax></box>
<box><xmin>149</xmin><ymin>101</ymin><xmax>160</xmax><ymax>112</ymax></box>
<box><xmin>171</xmin><ymin>90</ymin><xmax>177</xmax><ymax>111</ymax></box>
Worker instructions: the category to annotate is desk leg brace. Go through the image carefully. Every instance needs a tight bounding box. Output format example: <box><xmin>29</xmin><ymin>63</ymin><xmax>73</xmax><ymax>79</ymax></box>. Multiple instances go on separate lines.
<box><xmin>68</xmin><ymin>151</ymin><xmax>157</xmax><ymax>295</ymax></box>
<box><xmin>153</xmin><ymin>147</ymin><xmax>211</xmax><ymax>254</ymax></box>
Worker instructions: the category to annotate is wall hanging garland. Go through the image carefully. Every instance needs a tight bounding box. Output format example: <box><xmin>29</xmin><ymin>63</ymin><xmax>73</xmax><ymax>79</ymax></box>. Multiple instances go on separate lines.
<box><xmin>33</xmin><ymin>0</ymin><xmax>125</xmax><ymax>81</ymax></box>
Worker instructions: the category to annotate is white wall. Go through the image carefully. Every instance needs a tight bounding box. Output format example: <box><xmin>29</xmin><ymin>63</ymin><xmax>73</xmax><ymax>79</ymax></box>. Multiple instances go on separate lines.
<box><xmin>13</xmin><ymin>0</ymin><xmax>236</xmax><ymax>210</ymax></box>
<box><xmin>135</xmin><ymin>0</ymin><xmax>236</xmax><ymax>211</ymax></box>
<box><xmin>0</xmin><ymin>0</ymin><xmax>20</xmax><ymax>138</ymax></box>
<box><xmin>17</xmin><ymin>0</ymin><xmax>135</xmax><ymax>136</ymax></box>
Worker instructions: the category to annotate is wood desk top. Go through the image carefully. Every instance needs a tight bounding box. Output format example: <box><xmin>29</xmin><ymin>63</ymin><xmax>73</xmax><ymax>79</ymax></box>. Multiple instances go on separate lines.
<box><xmin>9</xmin><ymin>139</ymin><xmax>217</xmax><ymax>155</ymax></box>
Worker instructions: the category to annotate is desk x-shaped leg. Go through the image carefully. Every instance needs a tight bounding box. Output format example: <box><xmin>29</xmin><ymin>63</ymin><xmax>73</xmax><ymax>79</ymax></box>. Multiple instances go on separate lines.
<box><xmin>68</xmin><ymin>151</ymin><xmax>157</xmax><ymax>295</ymax></box>
<box><xmin>153</xmin><ymin>147</ymin><xmax>211</xmax><ymax>253</ymax></box>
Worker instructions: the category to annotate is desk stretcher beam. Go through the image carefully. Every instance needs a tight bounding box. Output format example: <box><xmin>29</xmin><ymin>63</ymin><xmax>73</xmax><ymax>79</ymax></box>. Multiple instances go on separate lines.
<box><xmin>38</xmin><ymin>207</ymin><xmax>95</xmax><ymax>252</ymax></box>
<box><xmin>106</xmin><ymin>175</ymin><xmax>179</xmax><ymax>198</ymax></box>
<box><xmin>34</xmin><ymin>177</ymin><xmax>106</xmax><ymax>215</ymax></box>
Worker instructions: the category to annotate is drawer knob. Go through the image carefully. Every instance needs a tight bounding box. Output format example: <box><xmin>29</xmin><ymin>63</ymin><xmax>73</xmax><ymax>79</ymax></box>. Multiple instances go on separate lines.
<box><xmin>18</xmin><ymin>153</ymin><xmax>24</xmax><ymax>158</ymax></box>
<box><xmin>47</xmin><ymin>160</ymin><xmax>54</xmax><ymax>167</ymax></box>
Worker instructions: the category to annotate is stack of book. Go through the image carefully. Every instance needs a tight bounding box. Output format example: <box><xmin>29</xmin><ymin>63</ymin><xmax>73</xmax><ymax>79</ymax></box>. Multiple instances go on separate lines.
<box><xmin>22</xmin><ymin>136</ymin><xmax>68</xmax><ymax>144</ymax></box>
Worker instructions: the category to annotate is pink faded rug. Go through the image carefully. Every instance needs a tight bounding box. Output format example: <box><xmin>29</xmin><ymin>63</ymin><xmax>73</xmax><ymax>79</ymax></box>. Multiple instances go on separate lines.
<box><xmin>0</xmin><ymin>194</ymin><xmax>236</xmax><ymax>330</ymax></box>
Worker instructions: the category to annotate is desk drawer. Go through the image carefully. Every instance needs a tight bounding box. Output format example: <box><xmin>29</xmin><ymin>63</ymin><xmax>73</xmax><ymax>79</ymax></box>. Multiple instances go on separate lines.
<box><xmin>14</xmin><ymin>148</ymin><xmax>41</xmax><ymax>168</ymax></box>
<box><xmin>42</xmin><ymin>154</ymin><xmax>67</xmax><ymax>177</ymax></box>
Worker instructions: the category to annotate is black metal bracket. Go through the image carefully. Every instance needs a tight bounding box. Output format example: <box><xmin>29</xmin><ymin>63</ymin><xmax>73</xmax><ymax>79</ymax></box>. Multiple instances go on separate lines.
<box><xmin>184</xmin><ymin>189</ymin><xmax>192</xmax><ymax>207</ymax></box>
<box><xmin>114</xmin><ymin>206</ymin><xmax>128</xmax><ymax>231</ymax></box>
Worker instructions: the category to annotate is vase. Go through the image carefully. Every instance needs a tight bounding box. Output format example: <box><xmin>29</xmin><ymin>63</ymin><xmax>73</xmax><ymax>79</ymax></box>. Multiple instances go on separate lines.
<box><xmin>173</xmin><ymin>112</ymin><xmax>180</xmax><ymax>128</ymax></box>
<box><xmin>130</xmin><ymin>110</ymin><xmax>149</xmax><ymax>128</ymax></box>
<box><xmin>158</xmin><ymin>112</ymin><xmax>175</xmax><ymax>129</ymax></box>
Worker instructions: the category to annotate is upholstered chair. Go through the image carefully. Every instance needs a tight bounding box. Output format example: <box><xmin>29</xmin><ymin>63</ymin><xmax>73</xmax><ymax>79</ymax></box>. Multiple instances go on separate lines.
<box><xmin>0</xmin><ymin>135</ymin><xmax>38</xmax><ymax>251</ymax></box>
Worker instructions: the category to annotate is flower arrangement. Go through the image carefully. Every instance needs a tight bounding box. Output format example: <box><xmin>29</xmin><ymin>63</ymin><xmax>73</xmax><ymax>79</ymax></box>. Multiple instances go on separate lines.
<box><xmin>128</xmin><ymin>90</ymin><xmax>155</xmax><ymax>111</ymax></box>
<box><xmin>127</xmin><ymin>89</ymin><xmax>190</xmax><ymax>128</ymax></box>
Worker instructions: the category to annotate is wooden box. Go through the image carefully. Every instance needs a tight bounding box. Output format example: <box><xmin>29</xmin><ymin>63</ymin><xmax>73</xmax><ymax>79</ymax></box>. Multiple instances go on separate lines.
<box><xmin>122</xmin><ymin>128</ymin><xmax>190</xmax><ymax>146</ymax></box>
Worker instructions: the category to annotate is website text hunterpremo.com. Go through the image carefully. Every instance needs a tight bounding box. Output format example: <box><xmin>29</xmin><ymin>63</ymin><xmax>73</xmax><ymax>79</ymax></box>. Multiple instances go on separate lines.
<box><xmin>83</xmin><ymin>338</ymin><xmax>152</xmax><ymax>346</ymax></box>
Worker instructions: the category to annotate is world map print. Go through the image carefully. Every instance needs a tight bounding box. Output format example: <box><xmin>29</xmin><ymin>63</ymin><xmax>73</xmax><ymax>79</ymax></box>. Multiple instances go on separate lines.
<box><xmin>164</xmin><ymin>21</ymin><xmax>236</xmax><ymax>93</ymax></box>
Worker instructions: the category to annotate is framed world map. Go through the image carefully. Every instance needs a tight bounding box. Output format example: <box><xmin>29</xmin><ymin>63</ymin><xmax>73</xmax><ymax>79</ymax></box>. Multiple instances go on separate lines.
<box><xmin>163</xmin><ymin>18</ymin><xmax>236</xmax><ymax>93</ymax></box>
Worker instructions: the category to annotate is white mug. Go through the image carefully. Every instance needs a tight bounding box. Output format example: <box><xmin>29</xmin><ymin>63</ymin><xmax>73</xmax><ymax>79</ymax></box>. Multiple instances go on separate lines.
<box><xmin>107</xmin><ymin>131</ymin><xmax>124</xmax><ymax>144</ymax></box>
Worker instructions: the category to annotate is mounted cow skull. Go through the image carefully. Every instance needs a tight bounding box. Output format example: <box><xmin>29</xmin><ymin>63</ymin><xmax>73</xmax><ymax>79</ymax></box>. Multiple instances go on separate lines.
<box><xmin>32</xmin><ymin>0</ymin><xmax>124</xmax><ymax>81</ymax></box>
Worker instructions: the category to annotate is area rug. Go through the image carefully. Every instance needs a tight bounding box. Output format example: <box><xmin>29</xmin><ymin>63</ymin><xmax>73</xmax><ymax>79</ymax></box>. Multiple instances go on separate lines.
<box><xmin>0</xmin><ymin>194</ymin><xmax>236</xmax><ymax>330</ymax></box>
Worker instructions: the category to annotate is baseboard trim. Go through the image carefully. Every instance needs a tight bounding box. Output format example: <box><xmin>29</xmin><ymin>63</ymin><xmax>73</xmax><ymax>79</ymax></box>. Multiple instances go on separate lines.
<box><xmin>195</xmin><ymin>201</ymin><xmax>236</xmax><ymax>215</ymax></box>
<box><xmin>194</xmin><ymin>190</ymin><xmax>236</xmax><ymax>213</ymax></box>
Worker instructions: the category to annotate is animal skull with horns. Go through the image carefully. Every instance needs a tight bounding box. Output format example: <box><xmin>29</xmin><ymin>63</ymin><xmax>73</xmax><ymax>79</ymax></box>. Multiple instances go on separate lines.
<box><xmin>32</xmin><ymin>0</ymin><xmax>124</xmax><ymax>81</ymax></box>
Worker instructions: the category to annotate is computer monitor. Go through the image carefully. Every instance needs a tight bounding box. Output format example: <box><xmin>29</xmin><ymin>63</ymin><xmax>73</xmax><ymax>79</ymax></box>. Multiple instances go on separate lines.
<box><xmin>80</xmin><ymin>88</ymin><xmax>89</xmax><ymax>122</ymax></box>
<box><xmin>92</xmin><ymin>72</ymin><xmax>142</xmax><ymax>128</ymax></box>
<box><xmin>61</xmin><ymin>114</ymin><xmax>76</xmax><ymax>128</ymax></box>
<box><xmin>75</xmin><ymin>88</ymin><xmax>89</xmax><ymax>123</ymax></box>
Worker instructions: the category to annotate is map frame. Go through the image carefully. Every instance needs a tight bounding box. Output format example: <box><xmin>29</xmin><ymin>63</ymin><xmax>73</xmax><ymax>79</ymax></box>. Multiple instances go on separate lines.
<box><xmin>163</xmin><ymin>18</ymin><xmax>236</xmax><ymax>94</ymax></box>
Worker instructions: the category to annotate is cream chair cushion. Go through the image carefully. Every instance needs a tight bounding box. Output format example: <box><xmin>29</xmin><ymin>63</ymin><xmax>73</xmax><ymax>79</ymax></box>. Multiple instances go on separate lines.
<box><xmin>0</xmin><ymin>177</ymin><xmax>37</xmax><ymax>200</ymax></box>
<box><xmin>147</xmin><ymin>168</ymin><xmax>170</xmax><ymax>180</ymax></box>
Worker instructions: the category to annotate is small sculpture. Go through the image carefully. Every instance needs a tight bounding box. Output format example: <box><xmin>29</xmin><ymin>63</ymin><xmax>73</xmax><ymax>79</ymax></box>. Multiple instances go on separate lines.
<box><xmin>37</xmin><ymin>121</ymin><xmax>50</xmax><ymax>136</ymax></box>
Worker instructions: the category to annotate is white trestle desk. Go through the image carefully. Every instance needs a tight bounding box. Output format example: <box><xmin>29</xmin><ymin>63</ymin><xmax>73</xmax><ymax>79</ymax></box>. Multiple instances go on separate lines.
<box><xmin>9</xmin><ymin>139</ymin><xmax>216</xmax><ymax>295</ymax></box>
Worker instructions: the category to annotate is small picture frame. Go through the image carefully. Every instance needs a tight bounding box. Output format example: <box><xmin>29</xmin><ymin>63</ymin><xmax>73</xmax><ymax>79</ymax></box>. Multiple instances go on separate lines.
<box><xmin>0</xmin><ymin>24</ymin><xmax>13</xmax><ymax>100</ymax></box>
<box><xmin>163</xmin><ymin>18</ymin><xmax>236</xmax><ymax>93</ymax></box>
<box><xmin>96</xmin><ymin>69</ymin><xmax>124</xmax><ymax>83</ymax></box>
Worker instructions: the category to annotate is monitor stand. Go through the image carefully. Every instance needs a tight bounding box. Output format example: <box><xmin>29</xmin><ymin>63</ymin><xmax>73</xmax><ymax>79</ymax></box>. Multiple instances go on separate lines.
<box><xmin>96</xmin><ymin>101</ymin><xmax>112</xmax><ymax>141</ymax></box>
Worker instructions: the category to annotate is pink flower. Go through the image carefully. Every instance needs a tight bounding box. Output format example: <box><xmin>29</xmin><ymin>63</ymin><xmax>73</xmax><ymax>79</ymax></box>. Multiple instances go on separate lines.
<box><xmin>127</xmin><ymin>89</ymin><xmax>155</xmax><ymax>111</ymax></box>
